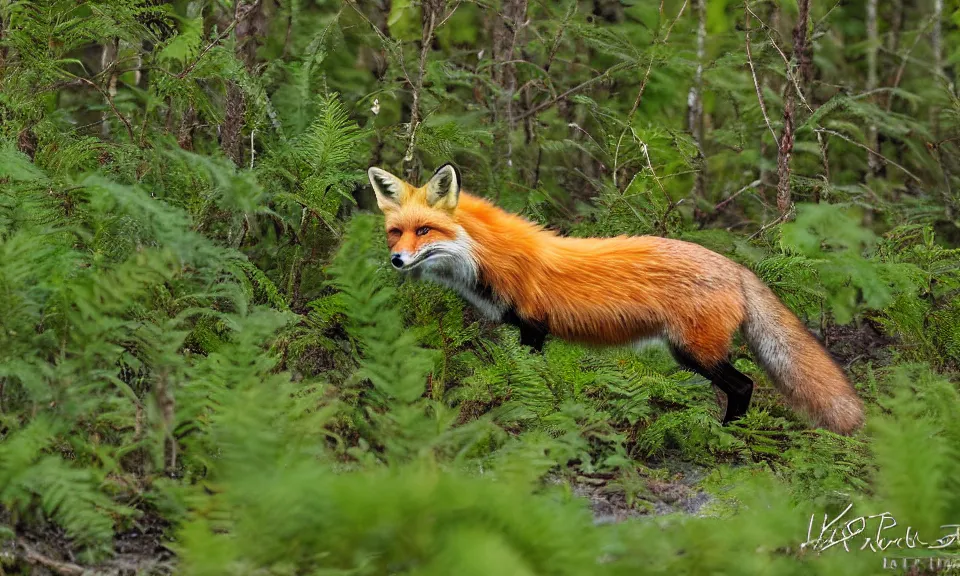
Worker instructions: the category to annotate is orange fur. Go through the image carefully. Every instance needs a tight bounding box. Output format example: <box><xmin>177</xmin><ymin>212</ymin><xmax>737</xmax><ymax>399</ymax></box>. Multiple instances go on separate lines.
<box><xmin>372</xmin><ymin>167</ymin><xmax>864</xmax><ymax>435</ymax></box>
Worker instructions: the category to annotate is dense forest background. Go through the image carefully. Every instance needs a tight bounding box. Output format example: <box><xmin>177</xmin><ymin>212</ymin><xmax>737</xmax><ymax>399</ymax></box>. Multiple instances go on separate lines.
<box><xmin>1</xmin><ymin>0</ymin><xmax>960</xmax><ymax>573</ymax></box>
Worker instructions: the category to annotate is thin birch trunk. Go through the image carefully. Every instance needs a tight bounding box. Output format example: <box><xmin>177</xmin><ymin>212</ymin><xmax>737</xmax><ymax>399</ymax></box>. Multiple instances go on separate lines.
<box><xmin>687</xmin><ymin>0</ymin><xmax>707</xmax><ymax>204</ymax></box>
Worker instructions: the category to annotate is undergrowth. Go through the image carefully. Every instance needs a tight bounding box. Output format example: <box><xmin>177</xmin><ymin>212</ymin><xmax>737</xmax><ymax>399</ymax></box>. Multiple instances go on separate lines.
<box><xmin>1</xmin><ymin>0</ymin><xmax>959</xmax><ymax>573</ymax></box>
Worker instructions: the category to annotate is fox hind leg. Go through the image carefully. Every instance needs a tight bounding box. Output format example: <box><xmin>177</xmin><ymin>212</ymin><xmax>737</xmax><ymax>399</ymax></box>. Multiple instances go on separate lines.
<box><xmin>669</xmin><ymin>345</ymin><xmax>753</xmax><ymax>424</ymax></box>
<box><xmin>715</xmin><ymin>362</ymin><xmax>753</xmax><ymax>423</ymax></box>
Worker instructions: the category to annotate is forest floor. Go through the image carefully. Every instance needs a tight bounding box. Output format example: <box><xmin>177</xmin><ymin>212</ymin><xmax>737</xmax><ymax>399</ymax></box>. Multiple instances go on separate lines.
<box><xmin>0</xmin><ymin>324</ymin><xmax>891</xmax><ymax>574</ymax></box>
<box><xmin>4</xmin><ymin>473</ymin><xmax>715</xmax><ymax>575</ymax></box>
<box><xmin>2</xmin><ymin>508</ymin><xmax>174</xmax><ymax>575</ymax></box>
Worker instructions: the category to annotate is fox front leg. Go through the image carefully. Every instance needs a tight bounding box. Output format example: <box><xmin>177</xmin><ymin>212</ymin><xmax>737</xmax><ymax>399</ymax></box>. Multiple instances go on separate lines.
<box><xmin>503</xmin><ymin>308</ymin><xmax>548</xmax><ymax>353</ymax></box>
<box><xmin>518</xmin><ymin>321</ymin><xmax>548</xmax><ymax>352</ymax></box>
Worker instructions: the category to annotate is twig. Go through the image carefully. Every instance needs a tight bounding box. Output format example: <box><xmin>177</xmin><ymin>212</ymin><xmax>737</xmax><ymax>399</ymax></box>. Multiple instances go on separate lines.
<box><xmin>816</xmin><ymin>128</ymin><xmax>921</xmax><ymax>182</ymax></box>
<box><xmin>885</xmin><ymin>14</ymin><xmax>938</xmax><ymax>112</ymax></box>
<box><xmin>638</xmin><ymin>139</ymin><xmax>669</xmax><ymax>205</ymax></box>
<box><xmin>637</xmin><ymin>136</ymin><xmax>682</xmax><ymax>234</ymax></box>
<box><xmin>496</xmin><ymin>0</ymin><xmax>529</xmax><ymax>167</ymax></box>
<box><xmin>865</xmin><ymin>0</ymin><xmax>880</xmax><ymax>174</ymax></box>
<box><xmin>627</xmin><ymin>0</ymin><xmax>688</xmax><ymax>121</ymax></box>
<box><xmin>344</xmin><ymin>0</ymin><xmax>392</xmax><ymax>45</ymax></box>
<box><xmin>543</xmin><ymin>3</ymin><xmax>575</xmax><ymax>73</ymax></box>
<box><xmin>403</xmin><ymin>1</ymin><xmax>459</xmax><ymax>174</ymax></box>
<box><xmin>744</xmin><ymin>4</ymin><xmax>777</xmax><ymax>145</ymax></box>
<box><xmin>16</xmin><ymin>539</ymin><xmax>86</xmax><ymax>576</ymax></box>
<box><xmin>402</xmin><ymin>7</ymin><xmax>437</xmax><ymax>169</ymax></box>
<box><xmin>99</xmin><ymin>39</ymin><xmax>118</xmax><ymax>138</ymax></box>
<box><xmin>613</xmin><ymin>130</ymin><xmax>626</xmax><ymax>189</ymax></box>
<box><xmin>748</xmin><ymin>207</ymin><xmax>793</xmax><ymax>240</ymax></box>
<box><xmin>436</xmin><ymin>1</ymin><xmax>462</xmax><ymax>29</ymax></box>
<box><xmin>569</xmin><ymin>122</ymin><xmax>606</xmax><ymax>164</ymax></box>
<box><xmin>933</xmin><ymin>135</ymin><xmax>960</xmax><ymax>147</ymax></box>
<box><xmin>515</xmin><ymin>62</ymin><xmax>630</xmax><ymax>121</ymax></box>
<box><xmin>75</xmin><ymin>77</ymin><xmax>135</xmax><ymax>142</ymax></box>
<box><xmin>816</xmin><ymin>130</ymin><xmax>830</xmax><ymax>200</ymax></box>
<box><xmin>714</xmin><ymin>179</ymin><xmax>762</xmax><ymax>212</ymax></box>
<box><xmin>744</xmin><ymin>5</ymin><xmax>813</xmax><ymax>114</ymax></box>
<box><xmin>177</xmin><ymin>3</ymin><xmax>257</xmax><ymax>79</ymax></box>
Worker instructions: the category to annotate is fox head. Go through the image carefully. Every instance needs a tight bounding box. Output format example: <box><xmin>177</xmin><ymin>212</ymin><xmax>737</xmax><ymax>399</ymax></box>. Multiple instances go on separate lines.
<box><xmin>367</xmin><ymin>163</ymin><xmax>477</xmax><ymax>282</ymax></box>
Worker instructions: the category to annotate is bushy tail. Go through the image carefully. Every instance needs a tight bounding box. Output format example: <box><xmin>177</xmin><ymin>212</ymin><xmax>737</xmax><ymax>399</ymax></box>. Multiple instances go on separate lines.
<box><xmin>739</xmin><ymin>270</ymin><xmax>864</xmax><ymax>435</ymax></box>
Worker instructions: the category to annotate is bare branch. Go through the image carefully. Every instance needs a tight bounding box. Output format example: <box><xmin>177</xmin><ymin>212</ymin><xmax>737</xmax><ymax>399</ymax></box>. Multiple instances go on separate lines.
<box><xmin>866</xmin><ymin>0</ymin><xmax>882</xmax><ymax>174</ymax></box>
<box><xmin>403</xmin><ymin>2</ymin><xmax>443</xmax><ymax>175</ymax></box>
<box><xmin>177</xmin><ymin>3</ymin><xmax>258</xmax><ymax>79</ymax></box>
<box><xmin>744</xmin><ymin>5</ymin><xmax>812</xmax><ymax>114</ymax></box>
<box><xmin>816</xmin><ymin>130</ymin><xmax>830</xmax><ymax>200</ymax></box>
<box><xmin>749</xmin><ymin>206</ymin><xmax>794</xmax><ymax>240</ymax></box>
<box><xmin>714</xmin><ymin>179</ymin><xmax>762</xmax><ymax>213</ymax></box>
<box><xmin>543</xmin><ymin>3</ymin><xmax>575</xmax><ymax>73</ymax></box>
<box><xmin>16</xmin><ymin>539</ymin><xmax>86</xmax><ymax>576</ymax></box>
<box><xmin>515</xmin><ymin>62</ymin><xmax>630</xmax><ymax>121</ymax></box>
<box><xmin>627</xmin><ymin>0</ymin><xmax>688</xmax><ymax>122</ymax></box>
<box><xmin>744</xmin><ymin>4</ymin><xmax>778</xmax><ymax>145</ymax></box>
<box><xmin>75</xmin><ymin>76</ymin><xmax>135</xmax><ymax>142</ymax></box>
<box><xmin>635</xmin><ymin>135</ymin><xmax>683</xmax><ymax>234</ymax></box>
<box><xmin>220</xmin><ymin>0</ymin><xmax>265</xmax><ymax>166</ymax></box>
<box><xmin>816</xmin><ymin>128</ymin><xmax>922</xmax><ymax>182</ymax></box>
<box><xmin>493</xmin><ymin>0</ymin><xmax>530</xmax><ymax>166</ymax></box>
<box><xmin>99</xmin><ymin>39</ymin><xmax>118</xmax><ymax>138</ymax></box>
<box><xmin>886</xmin><ymin>14</ymin><xmax>938</xmax><ymax>112</ymax></box>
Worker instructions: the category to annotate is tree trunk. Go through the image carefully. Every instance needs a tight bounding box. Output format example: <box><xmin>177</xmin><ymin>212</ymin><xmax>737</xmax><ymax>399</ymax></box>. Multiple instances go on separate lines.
<box><xmin>402</xmin><ymin>0</ymin><xmax>444</xmax><ymax>180</ymax></box>
<box><xmin>777</xmin><ymin>0</ymin><xmax>810</xmax><ymax>215</ymax></box>
<box><xmin>758</xmin><ymin>2</ymin><xmax>779</xmax><ymax>193</ymax></box>
<box><xmin>0</xmin><ymin>9</ymin><xmax>7</xmax><ymax>75</ymax></box>
<box><xmin>931</xmin><ymin>0</ymin><xmax>944</xmax><ymax>138</ymax></box>
<box><xmin>221</xmin><ymin>0</ymin><xmax>265</xmax><ymax>167</ymax></box>
<box><xmin>178</xmin><ymin>105</ymin><xmax>197</xmax><ymax>151</ymax></box>
<box><xmin>688</xmin><ymin>0</ymin><xmax>707</xmax><ymax>206</ymax></box>
<box><xmin>866</xmin><ymin>0</ymin><xmax>882</xmax><ymax>175</ymax></box>
<box><xmin>492</xmin><ymin>0</ymin><xmax>528</xmax><ymax>169</ymax></box>
<box><xmin>100</xmin><ymin>39</ymin><xmax>119</xmax><ymax>138</ymax></box>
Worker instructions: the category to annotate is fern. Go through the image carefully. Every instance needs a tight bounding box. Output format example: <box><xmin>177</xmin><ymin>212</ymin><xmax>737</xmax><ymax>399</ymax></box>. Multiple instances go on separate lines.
<box><xmin>0</xmin><ymin>419</ymin><xmax>123</xmax><ymax>549</ymax></box>
<box><xmin>263</xmin><ymin>93</ymin><xmax>371</xmax><ymax>231</ymax></box>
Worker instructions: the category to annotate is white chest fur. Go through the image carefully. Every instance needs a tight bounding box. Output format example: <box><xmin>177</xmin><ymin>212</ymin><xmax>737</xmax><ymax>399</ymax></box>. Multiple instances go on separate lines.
<box><xmin>403</xmin><ymin>230</ymin><xmax>509</xmax><ymax>321</ymax></box>
<box><xmin>421</xmin><ymin>269</ymin><xmax>508</xmax><ymax>320</ymax></box>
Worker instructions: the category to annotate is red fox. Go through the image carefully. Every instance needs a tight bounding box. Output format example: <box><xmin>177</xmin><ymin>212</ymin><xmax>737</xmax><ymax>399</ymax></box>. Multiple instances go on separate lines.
<box><xmin>368</xmin><ymin>163</ymin><xmax>865</xmax><ymax>435</ymax></box>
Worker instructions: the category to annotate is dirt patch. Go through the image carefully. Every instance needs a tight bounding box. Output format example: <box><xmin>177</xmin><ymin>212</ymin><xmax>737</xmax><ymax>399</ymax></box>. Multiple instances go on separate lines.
<box><xmin>564</xmin><ymin>469</ymin><xmax>714</xmax><ymax>525</ymax></box>
<box><xmin>825</xmin><ymin>319</ymin><xmax>895</xmax><ymax>368</ymax></box>
<box><xmin>1</xmin><ymin>508</ymin><xmax>175</xmax><ymax>576</ymax></box>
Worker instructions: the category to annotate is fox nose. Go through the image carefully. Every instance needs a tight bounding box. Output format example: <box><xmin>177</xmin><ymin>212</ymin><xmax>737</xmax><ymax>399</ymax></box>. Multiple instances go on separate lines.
<box><xmin>391</xmin><ymin>254</ymin><xmax>404</xmax><ymax>269</ymax></box>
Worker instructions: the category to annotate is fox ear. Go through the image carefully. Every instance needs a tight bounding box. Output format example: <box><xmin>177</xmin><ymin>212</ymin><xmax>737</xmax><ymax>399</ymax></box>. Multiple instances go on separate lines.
<box><xmin>425</xmin><ymin>163</ymin><xmax>461</xmax><ymax>211</ymax></box>
<box><xmin>368</xmin><ymin>167</ymin><xmax>404</xmax><ymax>212</ymax></box>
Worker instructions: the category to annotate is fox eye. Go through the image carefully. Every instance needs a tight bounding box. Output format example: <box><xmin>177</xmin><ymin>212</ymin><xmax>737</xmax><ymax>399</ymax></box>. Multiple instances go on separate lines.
<box><xmin>416</xmin><ymin>226</ymin><xmax>431</xmax><ymax>236</ymax></box>
<box><xmin>388</xmin><ymin>228</ymin><xmax>402</xmax><ymax>236</ymax></box>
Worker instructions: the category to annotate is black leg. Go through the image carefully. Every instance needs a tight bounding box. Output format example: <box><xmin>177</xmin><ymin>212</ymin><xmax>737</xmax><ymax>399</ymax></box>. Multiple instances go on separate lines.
<box><xmin>714</xmin><ymin>362</ymin><xmax>753</xmax><ymax>423</ymax></box>
<box><xmin>519</xmin><ymin>322</ymin><xmax>547</xmax><ymax>352</ymax></box>
<box><xmin>669</xmin><ymin>346</ymin><xmax>753</xmax><ymax>425</ymax></box>
<box><xmin>503</xmin><ymin>308</ymin><xmax>548</xmax><ymax>353</ymax></box>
